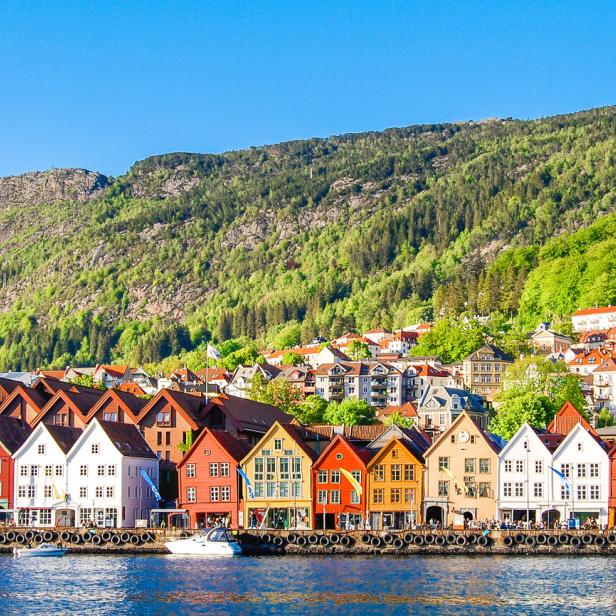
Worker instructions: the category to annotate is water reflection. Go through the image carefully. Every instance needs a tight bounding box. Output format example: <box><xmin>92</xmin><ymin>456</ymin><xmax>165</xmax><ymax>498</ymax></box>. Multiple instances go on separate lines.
<box><xmin>1</xmin><ymin>554</ymin><xmax>615</xmax><ymax>615</ymax></box>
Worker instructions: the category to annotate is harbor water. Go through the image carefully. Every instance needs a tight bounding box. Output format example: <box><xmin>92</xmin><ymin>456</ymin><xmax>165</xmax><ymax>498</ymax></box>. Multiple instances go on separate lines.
<box><xmin>0</xmin><ymin>554</ymin><xmax>614</xmax><ymax>615</ymax></box>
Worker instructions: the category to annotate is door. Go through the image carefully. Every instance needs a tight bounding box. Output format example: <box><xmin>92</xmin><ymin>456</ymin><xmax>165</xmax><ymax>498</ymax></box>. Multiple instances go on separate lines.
<box><xmin>56</xmin><ymin>509</ymin><xmax>76</xmax><ymax>527</ymax></box>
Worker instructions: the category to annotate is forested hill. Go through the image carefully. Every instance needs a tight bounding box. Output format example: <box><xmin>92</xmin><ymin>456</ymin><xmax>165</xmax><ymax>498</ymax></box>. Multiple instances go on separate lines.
<box><xmin>0</xmin><ymin>106</ymin><xmax>615</xmax><ymax>370</ymax></box>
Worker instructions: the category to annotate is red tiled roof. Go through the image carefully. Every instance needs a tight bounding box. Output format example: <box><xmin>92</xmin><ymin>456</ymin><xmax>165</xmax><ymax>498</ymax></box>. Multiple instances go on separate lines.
<box><xmin>118</xmin><ymin>382</ymin><xmax>146</xmax><ymax>395</ymax></box>
<box><xmin>574</xmin><ymin>306</ymin><xmax>616</xmax><ymax>316</ymax></box>
<box><xmin>379</xmin><ymin>401</ymin><xmax>418</xmax><ymax>418</ymax></box>
<box><xmin>547</xmin><ymin>402</ymin><xmax>598</xmax><ymax>437</ymax></box>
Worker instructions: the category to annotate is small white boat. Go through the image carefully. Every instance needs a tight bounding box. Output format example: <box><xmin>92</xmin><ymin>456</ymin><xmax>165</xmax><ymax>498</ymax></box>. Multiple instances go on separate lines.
<box><xmin>165</xmin><ymin>528</ymin><xmax>242</xmax><ymax>556</ymax></box>
<box><xmin>14</xmin><ymin>543</ymin><xmax>68</xmax><ymax>558</ymax></box>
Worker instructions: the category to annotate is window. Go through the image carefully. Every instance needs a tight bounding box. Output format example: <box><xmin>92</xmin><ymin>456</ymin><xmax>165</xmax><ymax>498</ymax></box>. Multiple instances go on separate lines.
<box><xmin>254</xmin><ymin>482</ymin><xmax>264</xmax><ymax>497</ymax></box>
<box><xmin>96</xmin><ymin>487</ymin><xmax>104</xmax><ymax>498</ymax></box>
<box><xmin>266</xmin><ymin>482</ymin><xmax>276</xmax><ymax>497</ymax></box>
<box><xmin>479</xmin><ymin>482</ymin><xmax>491</xmax><ymax>498</ymax></box>
<box><xmin>165</xmin><ymin>432</ymin><xmax>171</xmax><ymax>447</ymax></box>
<box><xmin>317</xmin><ymin>490</ymin><xmax>328</xmax><ymax>504</ymax></box>
<box><xmin>266</xmin><ymin>458</ymin><xmax>276</xmax><ymax>481</ymax></box>
<box><xmin>279</xmin><ymin>458</ymin><xmax>289</xmax><ymax>480</ymax></box>
<box><xmin>79</xmin><ymin>508</ymin><xmax>92</xmax><ymax>527</ymax></box>
<box><xmin>292</xmin><ymin>458</ymin><xmax>302</xmax><ymax>480</ymax></box>
<box><xmin>438</xmin><ymin>457</ymin><xmax>449</xmax><ymax>470</ymax></box>
<box><xmin>330</xmin><ymin>470</ymin><xmax>340</xmax><ymax>483</ymax></box>
<box><xmin>351</xmin><ymin>490</ymin><xmax>361</xmax><ymax>505</ymax></box>
<box><xmin>80</xmin><ymin>486</ymin><xmax>88</xmax><ymax>498</ymax></box>
<box><xmin>533</xmin><ymin>482</ymin><xmax>543</xmax><ymax>498</ymax></box>
<box><xmin>318</xmin><ymin>470</ymin><xmax>328</xmax><ymax>483</ymax></box>
<box><xmin>156</xmin><ymin>411</ymin><xmax>171</xmax><ymax>426</ymax></box>
<box><xmin>221</xmin><ymin>486</ymin><xmax>231</xmax><ymax>501</ymax></box>
<box><xmin>80</xmin><ymin>465</ymin><xmax>88</xmax><ymax>476</ymax></box>
<box><xmin>404</xmin><ymin>488</ymin><xmax>415</xmax><ymax>503</ymax></box>
<box><xmin>209</xmin><ymin>463</ymin><xmax>219</xmax><ymax>478</ymax></box>
<box><xmin>187</xmin><ymin>487</ymin><xmax>196</xmax><ymax>502</ymax></box>
<box><xmin>157</xmin><ymin>432</ymin><xmax>162</xmax><ymax>446</ymax></box>
<box><xmin>108</xmin><ymin>465</ymin><xmax>116</xmax><ymax>477</ymax></box>
<box><xmin>590</xmin><ymin>485</ymin><xmax>600</xmax><ymax>500</ymax></box>
<box><xmin>577</xmin><ymin>442</ymin><xmax>583</xmax><ymax>451</ymax></box>
<box><xmin>106</xmin><ymin>487</ymin><xmax>114</xmax><ymax>498</ymax></box>
<box><xmin>27</xmin><ymin>486</ymin><xmax>35</xmax><ymax>498</ymax></box>
<box><xmin>391</xmin><ymin>449</ymin><xmax>398</xmax><ymax>459</ymax></box>
<box><xmin>351</xmin><ymin>470</ymin><xmax>361</xmax><ymax>483</ymax></box>
<box><xmin>464</xmin><ymin>478</ymin><xmax>476</xmax><ymax>498</ymax></box>
<box><xmin>279</xmin><ymin>482</ymin><xmax>289</xmax><ymax>498</ymax></box>
<box><xmin>330</xmin><ymin>490</ymin><xmax>341</xmax><ymax>504</ymax></box>
<box><xmin>44</xmin><ymin>486</ymin><xmax>52</xmax><ymax>498</ymax></box>
<box><xmin>220</xmin><ymin>462</ymin><xmax>230</xmax><ymax>477</ymax></box>
<box><xmin>504</xmin><ymin>460</ymin><xmax>512</xmax><ymax>473</ymax></box>
<box><xmin>55</xmin><ymin>465</ymin><xmax>63</xmax><ymax>477</ymax></box>
<box><xmin>439</xmin><ymin>414</ymin><xmax>446</xmax><ymax>426</ymax></box>
<box><xmin>560</xmin><ymin>464</ymin><xmax>571</xmax><ymax>478</ymax></box>
<box><xmin>91</xmin><ymin>444</ymin><xmax>99</xmax><ymax>454</ymax></box>
<box><xmin>210</xmin><ymin>486</ymin><xmax>220</xmax><ymax>502</ymax></box>
<box><xmin>535</xmin><ymin>460</ymin><xmax>543</xmax><ymax>474</ymax></box>
<box><xmin>503</xmin><ymin>482</ymin><xmax>512</xmax><ymax>497</ymax></box>
<box><xmin>104</xmin><ymin>412</ymin><xmax>118</xmax><ymax>422</ymax></box>
<box><xmin>577</xmin><ymin>464</ymin><xmax>586</xmax><ymax>478</ymax></box>
<box><xmin>18</xmin><ymin>486</ymin><xmax>26</xmax><ymax>498</ymax></box>
<box><xmin>373</xmin><ymin>465</ymin><xmax>385</xmax><ymax>481</ymax></box>
<box><xmin>390</xmin><ymin>488</ymin><xmax>401</xmax><ymax>503</ymax></box>
<box><xmin>515</xmin><ymin>460</ymin><xmax>524</xmax><ymax>473</ymax></box>
<box><xmin>391</xmin><ymin>464</ymin><xmax>401</xmax><ymax>482</ymax></box>
<box><xmin>404</xmin><ymin>464</ymin><xmax>415</xmax><ymax>481</ymax></box>
<box><xmin>577</xmin><ymin>485</ymin><xmax>587</xmax><ymax>500</ymax></box>
<box><xmin>44</xmin><ymin>465</ymin><xmax>52</xmax><ymax>477</ymax></box>
<box><xmin>479</xmin><ymin>459</ymin><xmax>490</xmax><ymax>474</ymax></box>
<box><xmin>464</xmin><ymin>458</ymin><xmax>475</xmax><ymax>474</ymax></box>
<box><xmin>186</xmin><ymin>464</ymin><xmax>196</xmax><ymax>478</ymax></box>
<box><xmin>20</xmin><ymin>466</ymin><xmax>27</xmax><ymax>477</ymax></box>
<box><xmin>514</xmin><ymin>482</ymin><xmax>524</xmax><ymax>497</ymax></box>
<box><xmin>373</xmin><ymin>488</ymin><xmax>384</xmax><ymax>504</ymax></box>
<box><xmin>98</xmin><ymin>465</ymin><xmax>105</xmax><ymax>476</ymax></box>
<box><xmin>292</xmin><ymin>482</ymin><xmax>301</xmax><ymax>497</ymax></box>
<box><xmin>38</xmin><ymin>444</ymin><xmax>45</xmax><ymax>455</ymax></box>
<box><xmin>438</xmin><ymin>481</ymin><xmax>449</xmax><ymax>497</ymax></box>
<box><xmin>254</xmin><ymin>458</ymin><xmax>264</xmax><ymax>481</ymax></box>
<box><xmin>31</xmin><ymin>465</ymin><xmax>39</xmax><ymax>477</ymax></box>
<box><xmin>561</xmin><ymin>485</ymin><xmax>570</xmax><ymax>500</ymax></box>
<box><xmin>274</xmin><ymin>438</ymin><xmax>283</xmax><ymax>451</ymax></box>
<box><xmin>590</xmin><ymin>463</ymin><xmax>599</xmax><ymax>478</ymax></box>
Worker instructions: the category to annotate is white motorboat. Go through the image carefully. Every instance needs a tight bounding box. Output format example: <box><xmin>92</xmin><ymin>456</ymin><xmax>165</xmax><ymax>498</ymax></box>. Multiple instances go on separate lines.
<box><xmin>14</xmin><ymin>543</ymin><xmax>68</xmax><ymax>558</ymax></box>
<box><xmin>165</xmin><ymin>528</ymin><xmax>242</xmax><ymax>556</ymax></box>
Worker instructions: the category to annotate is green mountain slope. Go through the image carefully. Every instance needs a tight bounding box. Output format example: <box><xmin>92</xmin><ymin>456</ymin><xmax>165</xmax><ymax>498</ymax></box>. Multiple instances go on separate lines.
<box><xmin>0</xmin><ymin>106</ymin><xmax>615</xmax><ymax>369</ymax></box>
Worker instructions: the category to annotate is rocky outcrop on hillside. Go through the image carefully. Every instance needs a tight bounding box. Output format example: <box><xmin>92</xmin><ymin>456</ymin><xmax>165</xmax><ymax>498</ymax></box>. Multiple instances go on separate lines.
<box><xmin>0</xmin><ymin>168</ymin><xmax>109</xmax><ymax>208</ymax></box>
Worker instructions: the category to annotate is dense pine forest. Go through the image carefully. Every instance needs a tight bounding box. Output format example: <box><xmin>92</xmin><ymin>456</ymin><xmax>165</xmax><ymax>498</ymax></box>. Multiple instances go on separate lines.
<box><xmin>0</xmin><ymin>106</ymin><xmax>615</xmax><ymax>370</ymax></box>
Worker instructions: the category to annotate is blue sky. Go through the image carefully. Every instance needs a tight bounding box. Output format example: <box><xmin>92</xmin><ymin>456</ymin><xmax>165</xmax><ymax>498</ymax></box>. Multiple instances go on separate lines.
<box><xmin>0</xmin><ymin>1</ymin><xmax>615</xmax><ymax>177</ymax></box>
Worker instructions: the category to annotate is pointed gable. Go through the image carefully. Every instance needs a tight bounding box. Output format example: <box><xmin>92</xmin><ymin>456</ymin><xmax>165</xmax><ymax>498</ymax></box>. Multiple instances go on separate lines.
<box><xmin>313</xmin><ymin>434</ymin><xmax>373</xmax><ymax>470</ymax></box>
<box><xmin>30</xmin><ymin>389</ymin><xmax>103</xmax><ymax>429</ymax></box>
<box><xmin>0</xmin><ymin>384</ymin><xmax>48</xmax><ymax>424</ymax></box>
<box><xmin>85</xmin><ymin>389</ymin><xmax>148</xmax><ymax>424</ymax></box>
<box><xmin>547</xmin><ymin>401</ymin><xmax>597</xmax><ymax>437</ymax></box>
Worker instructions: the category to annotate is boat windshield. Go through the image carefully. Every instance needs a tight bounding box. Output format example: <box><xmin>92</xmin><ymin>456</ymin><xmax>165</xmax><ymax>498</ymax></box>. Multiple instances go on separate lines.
<box><xmin>207</xmin><ymin>528</ymin><xmax>234</xmax><ymax>542</ymax></box>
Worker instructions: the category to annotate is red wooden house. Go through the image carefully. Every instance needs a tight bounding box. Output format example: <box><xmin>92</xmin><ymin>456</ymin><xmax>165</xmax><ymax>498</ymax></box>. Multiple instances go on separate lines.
<box><xmin>312</xmin><ymin>434</ymin><xmax>373</xmax><ymax>530</ymax></box>
<box><xmin>0</xmin><ymin>415</ymin><xmax>32</xmax><ymax>510</ymax></box>
<box><xmin>177</xmin><ymin>428</ymin><xmax>251</xmax><ymax>529</ymax></box>
<box><xmin>30</xmin><ymin>389</ymin><xmax>103</xmax><ymax>429</ymax></box>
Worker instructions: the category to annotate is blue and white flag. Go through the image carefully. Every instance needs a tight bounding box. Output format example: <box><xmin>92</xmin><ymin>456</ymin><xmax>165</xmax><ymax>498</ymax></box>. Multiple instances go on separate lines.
<box><xmin>140</xmin><ymin>469</ymin><xmax>162</xmax><ymax>501</ymax></box>
<box><xmin>237</xmin><ymin>468</ymin><xmax>255</xmax><ymax>498</ymax></box>
<box><xmin>548</xmin><ymin>466</ymin><xmax>571</xmax><ymax>489</ymax></box>
<box><xmin>207</xmin><ymin>344</ymin><xmax>221</xmax><ymax>361</ymax></box>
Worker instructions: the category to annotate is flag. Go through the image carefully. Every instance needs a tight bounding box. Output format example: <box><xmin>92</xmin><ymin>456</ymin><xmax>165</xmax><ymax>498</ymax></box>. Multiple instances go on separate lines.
<box><xmin>237</xmin><ymin>468</ymin><xmax>255</xmax><ymax>498</ymax></box>
<box><xmin>340</xmin><ymin>468</ymin><xmax>362</xmax><ymax>496</ymax></box>
<box><xmin>207</xmin><ymin>344</ymin><xmax>221</xmax><ymax>361</ymax></box>
<box><xmin>140</xmin><ymin>469</ymin><xmax>162</xmax><ymax>501</ymax></box>
<box><xmin>549</xmin><ymin>466</ymin><xmax>571</xmax><ymax>489</ymax></box>
<box><xmin>441</xmin><ymin>466</ymin><xmax>468</xmax><ymax>495</ymax></box>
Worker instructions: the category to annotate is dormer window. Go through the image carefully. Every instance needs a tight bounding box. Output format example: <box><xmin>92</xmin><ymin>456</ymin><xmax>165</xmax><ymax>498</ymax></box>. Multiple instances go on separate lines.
<box><xmin>91</xmin><ymin>443</ymin><xmax>99</xmax><ymax>455</ymax></box>
<box><xmin>38</xmin><ymin>444</ymin><xmax>46</xmax><ymax>455</ymax></box>
<box><xmin>156</xmin><ymin>411</ymin><xmax>171</xmax><ymax>426</ymax></box>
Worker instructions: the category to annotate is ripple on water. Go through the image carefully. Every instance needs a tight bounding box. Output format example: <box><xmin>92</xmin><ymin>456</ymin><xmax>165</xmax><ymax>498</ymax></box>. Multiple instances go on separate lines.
<box><xmin>1</xmin><ymin>554</ymin><xmax>616</xmax><ymax>615</ymax></box>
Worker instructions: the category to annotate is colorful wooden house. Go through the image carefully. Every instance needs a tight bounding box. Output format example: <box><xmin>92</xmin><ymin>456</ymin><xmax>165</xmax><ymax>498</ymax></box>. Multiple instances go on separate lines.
<box><xmin>240</xmin><ymin>422</ymin><xmax>317</xmax><ymax>530</ymax></box>
<box><xmin>177</xmin><ymin>428</ymin><xmax>251</xmax><ymax>529</ymax></box>
<box><xmin>366</xmin><ymin>436</ymin><xmax>427</xmax><ymax>529</ymax></box>
<box><xmin>85</xmin><ymin>388</ymin><xmax>147</xmax><ymax>425</ymax></box>
<box><xmin>0</xmin><ymin>385</ymin><xmax>48</xmax><ymax>425</ymax></box>
<box><xmin>30</xmin><ymin>389</ymin><xmax>103</xmax><ymax>430</ymax></box>
<box><xmin>312</xmin><ymin>434</ymin><xmax>373</xmax><ymax>530</ymax></box>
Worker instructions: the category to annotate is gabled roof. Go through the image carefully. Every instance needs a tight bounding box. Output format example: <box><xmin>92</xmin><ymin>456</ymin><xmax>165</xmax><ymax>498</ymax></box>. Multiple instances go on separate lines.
<box><xmin>552</xmin><ymin>421</ymin><xmax>609</xmax><ymax>457</ymax></box>
<box><xmin>424</xmin><ymin>411</ymin><xmax>503</xmax><ymax>458</ymax></box>
<box><xmin>594</xmin><ymin>358</ymin><xmax>616</xmax><ymax>373</ymax></box>
<box><xmin>367</xmin><ymin>435</ymin><xmax>425</xmax><ymax>467</ymax></box>
<box><xmin>379</xmin><ymin>401</ymin><xmax>418</xmax><ymax>418</ymax></box>
<box><xmin>0</xmin><ymin>416</ymin><xmax>32</xmax><ymax>454</ymax></box>
<box><xmin>195</xmin><ymin>368</ymin><xmax>230</xmax><ymax>382</ymax></box>
<box><xmin>313</xmin><ymin>434</ymin><xmax>374</xmax><ymax>469</ymax></box>
<box><xmin>0</xmin><ymin>377</ymin><xmax>25</xmax><ymax>397</ymax></box>
<box><xmin>547</xmin><ymin>402</ymin><xmax>598</xmax><ymax>437</ymax></box>
<box><xmin>96</xmin><ymin>420</ymin><xmax>157</xmax><ymax>458</ymax></box>
<box><xmin>171</xmin><ymin>368</ymin><xmax>199</xmax><ymax>383</ymax></box>
<box><xmin>31</xmin><ymin>389</ymin><xmax>104</xmax><ymax>427</ymax></box>
<box><xmin>85</xmin><ymin>388</ymin><xmax>148</xmax><ymax>423</ymax></box>
<box><xmin>205</xmin><ymin>393</ymin><xmax>291</xmax><ymax>432</ymax></box>
<box><xmin>0</xmin><ymin>384</ymin><xmax>48</xmax><ymax>416</ymax></box>
<box><xmin>178</xmin><ymin>427</ymin><xmax>252</xmax><ymax>467</ymax></box>
<box><xmin>137</xmin><ymin>388</ymin><xmax>209</xmax><ymax>430</ymax></box>
<box><xmin>465</xmin><ymin>343</ymin><xmax>513</xmax><ymax>362</ymax></box>
<box><xmin>498</xmin><ymin>422</ymin><xmax>564</xmax><ymax>458</ymax></box>
<box><xmin>118</xmin><ymin>382</ymin><xmax>147</xmax><ymax>396</ymax></box>
<box><xmin>36</xmin><ymin>370</ymin><xmax>66</xmax><ymax>380</ymax></box>
<box><xmin>45</xmin><ymin>424</ymin><xmax>83</xmax><ymax>454</ymax></box>
<box><xmin>95</xmin><ymin>364</ymin><xmax>130</xmax><ymax>378</ymax></box>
